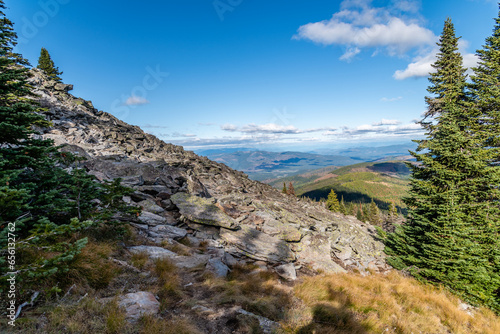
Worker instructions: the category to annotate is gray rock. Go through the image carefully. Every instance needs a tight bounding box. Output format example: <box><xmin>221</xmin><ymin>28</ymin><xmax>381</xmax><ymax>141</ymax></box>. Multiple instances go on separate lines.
<box><xmin>54</xmin><ymin>82</ymin><xmax>73</xmax><ymax>92</ymax></box>
<box><xmin>171</xmin><ymin>192</ymin><xmax>239</xmax><ymax>230</ymax></box>
<box><xmin>129</xmin><ymin>245</ymin><xmax>210</xmax><ymax>269</ymax></box>
<box><xmin>275</xmin><ymin>263</ymin><xmax>297</xmax><ymax>280</ymax></box>
<box><xmin>138</xmin><ymin>199</ymin><xmax>165</xmax><ymax>214</ymax></box>
<box><xmin>220</xmin><ymin>226</ymin><xmax>295</xmax><ymax>263</ymax></box>
<box><xmin>237</xmin><ymin>308</ymin><xmax>279</xmax><ymax>334</ymax></box>
<box><xmin>260</xmin><ymin>217</ymin><xmax>302</xmax><ymax>242</ymax></box>
<box><xmin>137</xmin><ymin>211</ymin><xmax>167</xmax><ymax>226</ymax></box>
<box><xmin>206</xmin><ymin>258</ymin><xmax>230</xmax><ymax>277</ymax></box>
<box><xmin>159</xmin><ymin>199</ymin><xmax>176</xmax><ymax>210</ymax></box>
<box><xmin>149</xmin><ymin>225</ymin><xmax>187</xmax><ymax>239</ymax></box>
<box><xmin>118</xmin><ymin>291</ymin><xmax>159</xmax><ymax>321</ymax></box>
<box><xmin>294</xmin><ymin>233</ymin><xmax>346</xmax><ymax>273</ymax></box>
<box><xmin>129</xmin><ymin>245</ymin><xmax>177</xmax><ymax>259</ymax></box>
<box><xmin>222</xmin><ymin>252</ymin><xmax>238</xmax><ymax>267</ymax></box>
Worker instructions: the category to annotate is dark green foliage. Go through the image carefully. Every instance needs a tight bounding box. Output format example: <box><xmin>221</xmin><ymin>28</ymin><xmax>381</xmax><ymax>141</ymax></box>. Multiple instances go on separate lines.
<box><xmin>339</xmin><ymin>196</ymin><xmax>347</xmax><ymax>215</ymax></box>
<box><xmin>282</xmin><ymin>182</ymin><xmax>287</xmax><ymax>194</ymax></box>
<box><xmin>0</xmin><ymin>2</ymin><xmax>135</xmax><ymax>301</ymax></box>
<box><xmin>388</xmin><ymin>201</ymin><xmax>398</xmax><ymax>223</ymax></box>
<box><xmin>385</xmin><ymin>18</ymin><xmax>500</xmax><ymax>312</ymax></box>
<box><xmin>325</xmin><ymin>189</ymin><xmax>340</xmax><ymax>212</ymax></box>
<box><xmin>368</xmin><ymin>199</ymin><xmax>382</xmax><ymax>226</ymax></box>
<box><xmin>37</xmin><ymin>47</ymin><xmax>62</xmax><ymax>82</ymax></box>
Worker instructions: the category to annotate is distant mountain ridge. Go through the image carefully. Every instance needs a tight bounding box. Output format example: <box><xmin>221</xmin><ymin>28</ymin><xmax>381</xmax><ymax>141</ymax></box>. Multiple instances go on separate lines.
<box><xmin>269</xmin><ymin>160</ymin><xmax>411</xmax><ymax>211</ymax></box>
<box><xmin>199</xmin><ymin>144</ymin><xmax>416</xmax><ymax>181</ymax></box>
<box><xmin>200</xmin><ymin>150</ymin><xmax>366</xmax><ymax>181</ymax></box>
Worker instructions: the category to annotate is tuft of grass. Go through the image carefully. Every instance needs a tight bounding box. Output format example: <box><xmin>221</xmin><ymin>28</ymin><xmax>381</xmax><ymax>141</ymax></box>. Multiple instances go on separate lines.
<box><xmin>43</xmin><ymin>298</ymin><xmax>129</xmax><ymax>334</ymax></box>
<box><xmin>153</xmin><ymin>257</ymin><xmax>183</xmax><ymax>310</ymax></box>
<box><xmin>139</xmin><ymin>315</ymin><xmax>203</xmax><ymax>334</ymax></box>
<box><xmin>202</xmin><ymin>263</ymin><xmax>292</xmax><ymax>322</ymax></box>
<box><xmin>130</xmin><ymin>251</ymin><xmax>149</xmax><ymax>270</ymax></box>
<box><xmin>66</xmin><ymin>241</ymin><xmax>121</xmax><ymax>290</ymax></box>
<box><xmin>289</xmin><ymin>271</ymin><xmax>500</xmax><ymax>334</ymax></box>
<box><xmin>161</xmin><ymin>239</ymin><xmax>192</xmax><ymax>256</ymax></box>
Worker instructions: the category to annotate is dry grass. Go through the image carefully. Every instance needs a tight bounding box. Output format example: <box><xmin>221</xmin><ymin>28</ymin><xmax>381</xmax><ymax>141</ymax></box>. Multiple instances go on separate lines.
<box><xmin>139</xmin><ymin>315</ymin><xmax>203</xmax><ymax>334</ymax></box>
<box><xmin>66</xmin><ymin>241</ymin><xmax>121</xmax><ymax>290</ymax></box>
<box><xmin>37</xmin><ymin>298</ymin><xmax>128</xmax><ymax>334</ymax></box>
<box><xmin>285</xmin><ymin>271</ymin><xmax>500</xmax><ymax>334</ymax></box>
<box><xmin>161</xmin><ymin>239</ymin><xmax>192</xmax><ymax>256</ymax></box>
<box><xmin>201</xmin><ymin>263</ymin><xmax>292</xmax><ymax>321</ymax></box>
<box><xmin>130</xmin><ymin>251</ymin><xmax>149</xmax><ymax>270</ymax></box>
<box><xmin>153</xmin><ymin>257</ymin><xmax>183</xmax><ymax>310</ymax></box>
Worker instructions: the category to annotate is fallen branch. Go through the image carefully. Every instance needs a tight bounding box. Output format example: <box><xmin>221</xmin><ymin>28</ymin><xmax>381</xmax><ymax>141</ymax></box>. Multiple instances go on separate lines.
<box><xmin>14</xmin><ymin>291</ymin><xmax>39</xmax><ymax>320</ymax></box>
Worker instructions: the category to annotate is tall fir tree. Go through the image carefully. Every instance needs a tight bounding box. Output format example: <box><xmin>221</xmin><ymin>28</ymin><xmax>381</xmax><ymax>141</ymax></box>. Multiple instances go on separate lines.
<box><xmin>388</xmin><ymin>201</ymin><xmax>398</xmax><ymax>223</ymax></box>
<box><xmin>37</xmin><ymin>47</ymin><xmax>63</xmax><ymax>82</ymax></box>
<box><xmin>287</xmin><ymin>182</ymin><xmax>295</xmax><ymax>196</ymax></box>
<box><xmin>282</xmin><ymin>182</ymin><xmax>287</xmax><ymax>194</ymax></box>
<box><xmin>368</xmin><ymin>199</ymin><xmax>382</xmax><ymax>226</ymax></box>
<box><xmin>325</xmin><ymin>189</ymin><xmax>340</xmax><ymax>212</ymax></box>
<box><xmin>385</xmin><ymin>18</ymin><xmax>500</xmax><ymax>311</ymax></box>
<box><xmin>339</xmin><ymin>196</ymin><xmax>347</xmax><ymax>215</ymax></box>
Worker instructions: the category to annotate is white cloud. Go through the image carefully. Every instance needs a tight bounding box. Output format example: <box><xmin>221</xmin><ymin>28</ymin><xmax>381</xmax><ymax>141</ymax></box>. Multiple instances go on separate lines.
<box><xmin>221</xmin><ymin>123</ymin><xmax>238</xmax><ymax>131</ymax></box>
<box><xmin>221</xmin><ymin>123</ymin><xmax>335</xmax><ymax>135</ymax></box>
<box><xmin>394</xmin><ymin>35</ymin><xmax>480</xmax><ymax>80</ymax></box>
<box><xmin>340</xmin><ymin>47</ymin><xmax>361</xmax><ymax>61</ymax></box>
<box><xmin>380</xmin><ymin>97</ymin><xmax>403</xmax><ymax>102</ymax></box>
<box><xmin>172</xmin><ymin>132</ymin><xmax>197</xmax><ymax>138</ymax></box>
<box><xmin>324</xmin><ymin>121</ymin><xmax>423</xmax><ymax>138</ymax></box>
<box><xmin>373</xmin><ymin>118</ymin><xmax>402</xmax><ymax>125</ymax></box>
<box><xmin>393</xmin><ymin>49</ymin><xmax>436</xmax><ymax>79</ymax></box>
<box><xmin>293</xmin><ymin>0</ymin><xmax>435</xmax><ymax>60</ymax></box>
<box><xmin>124</xmin><ymin>95</ymin><xmax>149</xmax><ymax>106</ymax></box>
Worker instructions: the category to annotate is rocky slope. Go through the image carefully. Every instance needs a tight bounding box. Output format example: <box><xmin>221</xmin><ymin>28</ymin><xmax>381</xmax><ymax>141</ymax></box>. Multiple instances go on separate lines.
<box><xmin>28</xmin><ymin>69</ymin><xmax>389</xmax><ymax>329</ymax></box>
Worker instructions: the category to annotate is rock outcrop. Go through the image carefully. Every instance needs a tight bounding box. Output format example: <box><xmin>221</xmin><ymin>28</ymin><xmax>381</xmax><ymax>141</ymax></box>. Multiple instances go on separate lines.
<box><xmin>29</xmin><ymin>68</ymin><xmax>389</xmax><ymax>278</ymax></box>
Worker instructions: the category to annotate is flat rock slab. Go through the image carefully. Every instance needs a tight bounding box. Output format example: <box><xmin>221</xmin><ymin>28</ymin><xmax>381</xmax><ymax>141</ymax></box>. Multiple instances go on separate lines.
<box><xmin>171</xmin><ymin>192</ymin><xmax>239</xmax><ymax>230</ymax></box>
<box><xmin>129</xmin><ymin>245</ymin><xmax>210</xmax><ymax>269</ymax></box>
<box><xmin>220</xmin><ymin>226</ymin><xmax>295</xmax><ymax>263</ymax></box>
<box><xmin>138</xmin><ymin>211</ymin><xmax>167</xmax><ymax>226</ymax></box>
<box><xmin>149</xmin><ymin>225</ymin><xmax>187</xmax><ymax>239</ymax></box>
<box><xmin>295</xmin><ymin>233</ymin><xmax>346</xmax><ymax>273</ymax></box>
<box><xmin>260</xmin><ymin>217</ymin><xmax>302</xmax><ymax>242</ymax></box>
<box><xmin>118</xmin><ymin>291</ymin><xmax>159</xmax><ymax>321</ymax></box>
<box><xmin>129</xmin><ymin>245</ymin><xmax>177</xmax><ymax>259</ymax></box>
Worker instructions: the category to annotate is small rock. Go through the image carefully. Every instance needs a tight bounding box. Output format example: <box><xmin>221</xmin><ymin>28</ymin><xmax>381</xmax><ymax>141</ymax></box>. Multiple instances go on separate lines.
<box><xmin>129</xmin><ymin>245</ymin><xmax>177</xmax><ymax>259</ymax></box>
<box><xmin>160</xmin><ymin>199</ymin><xmax>176</xmax><ymax>210</ymax></box>
<box><xmin>138</xmin><ymin>211</ymin><xmax>167</xmax><ymax>226</ymax></box>
<box><xmin>206</xmin><ymin>258</ymin><xmax>230</xmax><ymax>278</ymax></box>
<box><xmin>118</xmin><ymin>291</ymin><xmax>160</xmax><ymax>321</ymax></box>
<box><xmin>138</xmin><ymin>199</ymin><xmax>165</xmax><ymax>214</ymax></box>
<box><xmin>222</xmin><ymin>252</ymin><xmax>238</xmax><ymax>268</ymax></box>
<box><xmin>149</xmin><ymin>225</ymin><xmax>187</xmax><ymax>239</ymax></box>
<box><xmin>275</xmin><ymin>263</ymin><xmax>297</xmax><ymax>281</ymax></box>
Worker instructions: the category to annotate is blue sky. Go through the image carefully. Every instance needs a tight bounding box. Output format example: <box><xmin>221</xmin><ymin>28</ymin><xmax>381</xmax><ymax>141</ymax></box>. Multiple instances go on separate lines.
<box><xmin>7</xmin><ymin>0</ymin><xmax>499</xmax><ymax>151</ymax></box>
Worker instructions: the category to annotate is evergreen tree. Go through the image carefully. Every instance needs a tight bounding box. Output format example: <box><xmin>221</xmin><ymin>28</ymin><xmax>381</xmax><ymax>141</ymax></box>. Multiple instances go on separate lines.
<box><xmin>385</xmin><ymin>18</ymin><xmax>500</xmax><ymax>311</ymax></box>
<box><xmin>287</xmin><ymin>182</ymin><xmax>295</xmax><ymax>196</ymax></box>
<box><xmin>355</xmin><ymin>204</ymin><xmax>364</xmax><ymax>222</ymax></box>
<box><xmin>368</xmin><ymin>199</ymin><xmax>382</xmax><ymax>226</ymax></box>
<box><xmin>37</xmin><ymin>47</ymin><xmax>62</xmax><ymax>82</ymax></box>
<box><xmin>325</xmin><ymin>189</ymin><xmax>340</xmax><ymax>212</ymax></box>
<box><xmin>0</xmin><ymin>1</ymin><xmax>135</xmax><ymax>298</ymax></box>
<box><xmin>282</xmin><ymin>182</ymin><xmax>287</xmax><ymax>194</ymax></box>
<box><xmin>339</xmin><ymin>196</ymin><xmax>347</xmax><ymax>215</ymax></box>
<box><xmin>388</xmin><ymin>201</ymin><xmax>398</xmax><ymax>223</ymax></box>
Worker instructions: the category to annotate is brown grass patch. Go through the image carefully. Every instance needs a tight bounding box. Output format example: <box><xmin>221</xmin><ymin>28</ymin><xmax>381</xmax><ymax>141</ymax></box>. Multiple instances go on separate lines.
<box><xmin>153</xmin><ymin>257</ymin><xmax>183</xmax><ymax>310</ymax></box>
<box><xmin>202</xmin><ymin>263</ymin><xmax>292</xmax><ymax>321</ymax></box>
<box><xmin>139</xmin><ymin>315</ymin><xmax>203</xmax><ymax>334</ymax></box>
<box><xmin>288</xmin><ymin>271</ymin><xmax>500</xmax><ymax>334</ymax></box>
<box><xmin>66</xmin><ymin>241</ymin><xmax>121</xmax><ymax>290</ymax></box>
